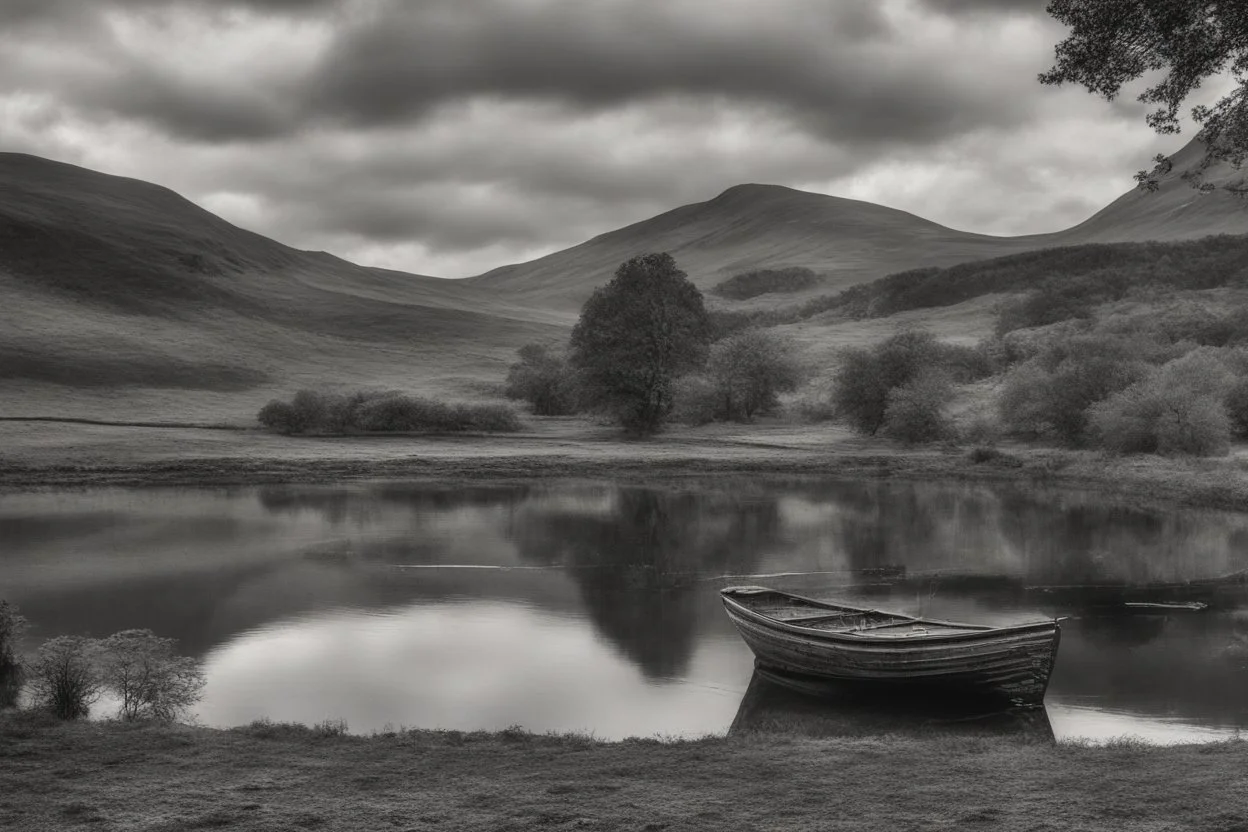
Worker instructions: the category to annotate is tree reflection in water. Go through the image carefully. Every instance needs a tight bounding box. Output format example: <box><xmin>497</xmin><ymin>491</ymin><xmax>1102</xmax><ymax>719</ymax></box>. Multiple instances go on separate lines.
<box><xmin>511</xmin><ymin>487</ymin><xmax>779</xmax><ymax>679</ymax></box>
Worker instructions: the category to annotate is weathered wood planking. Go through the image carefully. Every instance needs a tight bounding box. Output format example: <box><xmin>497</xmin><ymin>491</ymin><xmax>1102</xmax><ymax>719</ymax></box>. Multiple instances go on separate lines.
<box><xmin>721</xmin><ymin>586</ymin><xmax>1062</xmax><ymax>706</ymax></box>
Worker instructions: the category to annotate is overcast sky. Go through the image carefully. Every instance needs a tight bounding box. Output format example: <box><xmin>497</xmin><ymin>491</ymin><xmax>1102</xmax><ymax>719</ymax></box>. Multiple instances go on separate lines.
<box><xmin>0</xmin><ymin>0</ymin><xmax>1218</xmax><ymax>278</ymax></box>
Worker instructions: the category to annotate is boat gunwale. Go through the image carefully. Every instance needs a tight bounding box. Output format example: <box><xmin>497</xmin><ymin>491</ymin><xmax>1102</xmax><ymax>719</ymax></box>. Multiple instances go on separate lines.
<box><xmin>720</xmin><ymin>586</ymin><xmax>1059</xmax><ymax>644</ymax></box>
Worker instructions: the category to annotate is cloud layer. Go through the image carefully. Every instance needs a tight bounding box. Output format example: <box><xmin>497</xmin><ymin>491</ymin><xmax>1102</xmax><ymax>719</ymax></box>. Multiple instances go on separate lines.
<box><xmin>0</xmin><ymin>0</ymin><xmax>1204</xmax><ymax>277</ymax></box>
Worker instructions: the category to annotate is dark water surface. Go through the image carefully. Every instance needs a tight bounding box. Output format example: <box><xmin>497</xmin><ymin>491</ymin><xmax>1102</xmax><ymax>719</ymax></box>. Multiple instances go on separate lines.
<box><xmin>4</xmin><ymin>479</ymin><xmax>1248</xmax><ymax>743</ymax></box>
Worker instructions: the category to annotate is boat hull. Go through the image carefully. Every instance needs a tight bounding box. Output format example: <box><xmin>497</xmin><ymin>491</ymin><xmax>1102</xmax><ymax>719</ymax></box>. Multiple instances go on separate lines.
<box><xmin>722</xmin><ymin>596</ymin><xmax>1061</xmax><ymax>705</ymax></box>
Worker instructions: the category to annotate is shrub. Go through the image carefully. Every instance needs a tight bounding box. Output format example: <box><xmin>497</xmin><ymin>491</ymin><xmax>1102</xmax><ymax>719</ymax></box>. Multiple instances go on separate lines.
<box><xmin>712</xmin><ymin>267</ymin><xmax>821</xmax><ymax>300</ymax></box>
<box><xmin>504</xmin><ymin>343</ymin><xmax>579</xmax><ymax>416</ymax></box>
<box><xmin>0</xmin><ymin>601</ymin><xmax>26</xmax><ymax>709</ymax></box>
<box><xmin>98</xmin><ymin>630</ymin><xmax>205</xmax><ymax>722</ymax></box>
<box><xmin>27</xmin><ymin>636</ymin><xmax>102</xmax><ymax>720</ymax></box>
<box><xmin>998</xmin><ymin>337</ymin><xmax>1148</xmax><ymax>446</ymax></box>
<box><xmin>670</xmin><ymin>374</ymin><xmax>720</xmax><ymax>425</ymax></box>
<box><xmin>257</xmin><ymin>400</ymin><xmax>303</xmax><ymax>435</ymax></box>
<box><xmin>1228</xmin><ymin>377</ymin><xmax>1248</xmax><ymax>439</ymax></box>
<box><xmin>831</xmin><ymin>331</ymin><xmax>940</xmax><ymax>434</ymax></box>
<box><xmin>1088</xmin><ymin>351</ymin><xmax>1237</xmax><ymax>456</ymax></box>
<box><xmin>882</xmin><ymin>374</ymin><xmax>955</xmax><ymax>444</ymax></box>
<box><xmin>706</xmin><ymin>328</ymin><xmax>805</xmax><ymax>422</ymax></box>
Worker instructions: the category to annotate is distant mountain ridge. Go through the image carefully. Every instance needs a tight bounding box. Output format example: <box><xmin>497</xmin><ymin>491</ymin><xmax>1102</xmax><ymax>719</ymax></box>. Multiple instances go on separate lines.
<box><xmin>468</xmin><ymin>137</ymin><xmax>1248</xmax><ymax>311</ymax></box>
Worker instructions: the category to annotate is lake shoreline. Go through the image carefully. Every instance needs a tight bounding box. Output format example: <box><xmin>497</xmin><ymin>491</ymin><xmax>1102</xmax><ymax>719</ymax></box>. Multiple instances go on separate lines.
<box><xmin>2</xmin><ymin>422</ymin><xmax>1246</xmax><ymax>513</ymax></box>
<box><xmin>2</xmin><ymin>713</ymin><xmax>1245</xmax><ymax>830</ymax></box>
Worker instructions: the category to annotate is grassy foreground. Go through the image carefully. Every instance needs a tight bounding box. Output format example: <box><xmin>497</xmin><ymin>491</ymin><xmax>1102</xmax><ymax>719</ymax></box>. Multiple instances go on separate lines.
<box><xmin>2</xmin><ymin>712</ymin><xmax>1246</xmax><ymax>831</ymax></box>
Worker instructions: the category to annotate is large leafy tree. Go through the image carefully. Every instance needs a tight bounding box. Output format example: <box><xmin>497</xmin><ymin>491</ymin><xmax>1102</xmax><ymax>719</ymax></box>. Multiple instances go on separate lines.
<box><xmin>1040</xmin><ymin>0</ymin><xmax>1248</xmax><ymax>191</ymax></box>
<box><xmin>570</xmin><ymin>253</ymin><xmax>711</xmax><ymax>435</ymax></box>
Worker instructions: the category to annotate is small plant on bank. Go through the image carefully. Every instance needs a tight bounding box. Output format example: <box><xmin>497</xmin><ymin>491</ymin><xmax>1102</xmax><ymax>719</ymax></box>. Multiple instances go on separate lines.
<box><xmin>27</xmin><ymin>636</ymin><xmax>102</xmax><ymax>720</ymax></box>
<box><xmin>0</xmin><ymin>600</ymin><xmax>27</xmax><ymax>709</ymax></box>
<box><xmin>98</xmin><ymin>629</ymin><xmax>206</xmax><ymax>722</ymax></box>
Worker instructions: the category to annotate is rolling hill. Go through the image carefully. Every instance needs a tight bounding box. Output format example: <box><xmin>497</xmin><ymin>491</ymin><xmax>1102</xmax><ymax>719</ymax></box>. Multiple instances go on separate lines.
<box><xmin>469</xmin><ymin>137</ymin><xmax>1248</xmax><ymax>312</ymax></box>
<box><xmin>0</xmin><ymin>153</ymin><xmax>564</xmax><ymax>421</ymax></box>
<box><xmin>3</xmin><ymin>137</ymin><xmax>1247</xmax><ymax>422</ymax></box>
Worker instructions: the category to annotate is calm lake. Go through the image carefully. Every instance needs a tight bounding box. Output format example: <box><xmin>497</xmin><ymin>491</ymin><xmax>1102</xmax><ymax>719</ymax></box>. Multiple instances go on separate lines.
<box><xmin>4</xmin><ymin>479</ymin><xmax>1248</xmax><ymax>744</ymax></box>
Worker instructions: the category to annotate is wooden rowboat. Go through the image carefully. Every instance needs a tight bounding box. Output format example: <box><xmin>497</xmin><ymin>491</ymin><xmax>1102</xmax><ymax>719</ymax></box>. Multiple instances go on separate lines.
<box><xmin>721</xmin><ymin>586</ymin><xmax>1062</xmax><ymax>706</ymax></box>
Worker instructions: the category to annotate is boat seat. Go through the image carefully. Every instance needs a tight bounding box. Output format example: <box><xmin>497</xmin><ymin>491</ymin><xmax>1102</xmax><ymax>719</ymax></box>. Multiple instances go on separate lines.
<box><xmin>782</xmin><ymin>612</ymin><xmax>875</xmax><ymax>626</ymax></box>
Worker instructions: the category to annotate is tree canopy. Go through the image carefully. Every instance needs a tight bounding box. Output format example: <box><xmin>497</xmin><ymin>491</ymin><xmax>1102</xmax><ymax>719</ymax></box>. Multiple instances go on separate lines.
<box><xmin>1040</xmin><ymin>0</ymin><xmax>1248</xmax><ymax>190</ymax></box>
<box><xmin>570</xmin><ymin>253</ymin><xmax>710</xmax><ymax>435</ymax></box>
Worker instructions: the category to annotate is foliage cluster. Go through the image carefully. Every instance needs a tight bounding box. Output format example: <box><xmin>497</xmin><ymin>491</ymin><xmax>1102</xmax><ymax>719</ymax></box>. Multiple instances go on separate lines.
<box><xmin>998</xmin><ymin>323</ymin><xmax>1248</xmax><ymax>454</ymax></box>
<box><xmin>258</xmin><ymin>389</ymin><xmax>521</xmax><ymax>435</ymax></box>
<box><xmin>17</xmin><ymin>620</ymin><xmax>205</xmax><ymax>723</ymax></box>
<box><xmin>708</xmin><ymin>237</ymin><xmax>1248</xmax><ymax>334</ymax></box>
<box><xmin>0</xmin><ymin>601</ymin><xmax>26</xmax><ymax>709</ymax></box>
<box><xmin>830</xmin><ymin>331</ymin><xmax>958</xmax><ymax>442</ymax></box>
<box><xmin>505</xmin><ymin>255</ymin><xmax>810</xmax><ymax>434</ymax></box>
<box><xmin>503</xmin><ymin>344</ymin><xmax>580</xmax><ymax>416</ymax></box>
<box><xmin>711</xmin><ymin>267</ymin><xmax>820</xmax><ymax>300</ymax></box>
<box><xmin>1040</xmin><ymin>0</ymin><xmax>1248</xmax><ymax>191</ymax></box>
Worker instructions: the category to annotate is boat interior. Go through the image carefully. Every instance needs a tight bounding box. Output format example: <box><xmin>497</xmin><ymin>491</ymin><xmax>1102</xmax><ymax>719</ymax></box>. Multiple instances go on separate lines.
<box><xmin>724</xmin><ymin>587</ymin><xmax>991</xmax><ymax>637</ymax></box>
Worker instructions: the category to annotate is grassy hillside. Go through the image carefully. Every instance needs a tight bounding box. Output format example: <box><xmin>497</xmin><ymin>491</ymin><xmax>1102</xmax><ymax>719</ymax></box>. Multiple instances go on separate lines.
<box><xmin>467</xmin><ymin>183</ymin><xmax>1033</xmax><ymax>312</ymax></box>
<box><xmin>469</xmin><ymin>137</ymin><xmax>1248</xmax><ymax>313</ymax></box>
<box><xmin>4</xmin><ymin>137</ymin><xmax>1248</xmax><ymax>424</ymax></box>
<box><xmin>0</xmin><ymin>154</ymin><xmax>564</xmax><ymax>421</ymax></box>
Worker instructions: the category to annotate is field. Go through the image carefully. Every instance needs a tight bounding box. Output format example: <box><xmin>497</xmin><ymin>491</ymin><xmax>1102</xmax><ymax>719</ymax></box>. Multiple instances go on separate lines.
<box><xmin>3</xmin><ymin>419</ymin><xmax>1247</xmax><ymax>515</ymax></box>
<box><xmin>2</xmin><ymin>712</ymin><xmax>1246</xmax><ymax>831</ymax></box>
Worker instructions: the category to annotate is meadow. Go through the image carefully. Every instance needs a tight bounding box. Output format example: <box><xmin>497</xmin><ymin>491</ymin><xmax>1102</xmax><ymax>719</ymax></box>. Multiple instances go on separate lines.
<box><xmin>2</xmin><ymin>711</ymin><xmax>1246</xmax><ymax>831</ymax></box>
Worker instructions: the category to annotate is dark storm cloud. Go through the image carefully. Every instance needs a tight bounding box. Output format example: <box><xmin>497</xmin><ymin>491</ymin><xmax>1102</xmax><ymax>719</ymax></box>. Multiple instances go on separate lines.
<box><xmin>70</xmin><ymin>64</ymin><xmax>295</xmax><ymax>142</ymax></box>
<box><xmin>0</xmin><ymin>0</ymin><xmax>336</xmax><ymax>23</ymax></box>
<box><xmin>2</xmin><ymin>0</ymin><xmax>1036</xmax><ymax>147</ymax></box>
<box><xmin>300</xmin><ymin>0</ymin><xmax>1027</xmax><ymax>145</ymax></box>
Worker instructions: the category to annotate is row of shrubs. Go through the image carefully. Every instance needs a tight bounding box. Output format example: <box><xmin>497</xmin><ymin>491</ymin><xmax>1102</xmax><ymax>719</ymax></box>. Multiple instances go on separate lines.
<box><xmin>999</xmin><ymin>336</ymin><xmax>1248</xmax><ymax>456</ymax></box>
<box><xmin>825</xmin><ymin>331</ymin><xmax>991</xmax><ymax>444</ymax></box>
<box><xmin>701</xmin><ymin>236</ymin><xmax>1248</xmax><ymax>336</ymax></box>
<box><xmin>505</xmin><ymin>328</ymin><xmax>807</xmax><ymax>425</ymax></box>
<box><xmin>257</xmin><ymin>389</ymin><xmax>522</xmax><ymax>435</ymax></box>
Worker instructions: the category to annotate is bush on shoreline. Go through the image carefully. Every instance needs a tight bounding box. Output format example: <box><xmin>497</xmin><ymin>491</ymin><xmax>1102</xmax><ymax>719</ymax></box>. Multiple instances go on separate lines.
<box><xmin>831</xmin><ymin>331</ymin><xmax>953</xmax><ymax>437</ymax></box>
<box><xmin>0</xmin><ymin>601</ymin><xmax>26</xmax><ymax>709</ymax></box>
<box><xmin>258</xmin><ymin>389</ymin><xmax>521</xmax><ymax>435</ymax></box>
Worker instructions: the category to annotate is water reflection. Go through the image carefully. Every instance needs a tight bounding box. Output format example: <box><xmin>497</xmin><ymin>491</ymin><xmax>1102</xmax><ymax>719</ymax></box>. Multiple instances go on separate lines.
<box><xmin>3</xmin><ymin>479</ymin><xmax>1248</xmax><ymax>741</ymax></box>
<box><xmin>511</xmin><ymin>487</ymin><xmax>776</xmax><ymax>678</ymax></box>
<box><xmin>729</xmin><ymin>668</ymin><xmax>1055</xmax><ymax>741</ymax></box>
